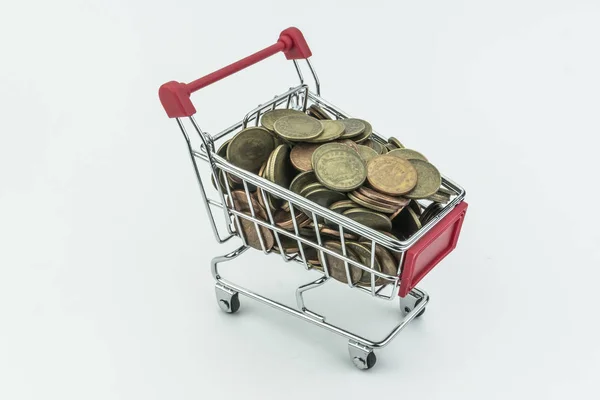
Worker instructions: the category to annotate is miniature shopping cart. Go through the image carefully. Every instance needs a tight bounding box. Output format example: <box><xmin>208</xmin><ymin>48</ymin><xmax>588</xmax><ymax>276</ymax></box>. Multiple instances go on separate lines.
<box><xmin>159</xmin><ymin>27</ymin><xmax>468</xmax><ymax>370</ymax></box>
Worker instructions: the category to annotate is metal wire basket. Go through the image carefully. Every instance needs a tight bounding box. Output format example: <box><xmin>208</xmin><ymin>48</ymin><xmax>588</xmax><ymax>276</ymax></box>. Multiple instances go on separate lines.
<box><xmin>159</xmin><ymin>27</ymin><xmax>468</xmax><ymax>370</ymax></box>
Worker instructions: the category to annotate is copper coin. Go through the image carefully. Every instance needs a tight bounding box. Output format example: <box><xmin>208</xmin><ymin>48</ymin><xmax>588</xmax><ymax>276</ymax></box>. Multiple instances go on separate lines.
<box><xmin>347</xmin><ymin>191</ymin><xmax>398</xmax><ymax>214</ymax></box>
<box><xmin>335</xmin><ymin>139</ymin><xmax>360</xmax><ymax>152</ymax></box>
<box><xmin>359</xmin><ymin>240</ymin><xmax>398</xmax><ymax>281</ymax></box>
<box><xmin>307</xmin><ymin>104</ymin><xmax>332</xmax><ymax>120</ymax></box>
<box><xmin>290</xmin><ymin>143</ymin><xmax>321</xmax><ymax>172</ymax></box>
<box><xmin>316</xmin><ymin>241</ymin><xmax>363</xmax><ymax>285</ymax></box>
<box><xmin>320</xmin><ymin>227</ymin><xmax>359</xmax><ymax>240</ymax></box>
<box><xmin>366</xmin><ymin>155</ymin><xmax>418</xmax><ymax>196</ymax></box>
<box><xmin>378</xmin><ymin>231</ymin><xmax>403</xmax><ymax>263</ymax></box>
<box><xmin>358</xmin><ymin>187</ymin><xmax>411</xmax><ymax>207</ymax></box>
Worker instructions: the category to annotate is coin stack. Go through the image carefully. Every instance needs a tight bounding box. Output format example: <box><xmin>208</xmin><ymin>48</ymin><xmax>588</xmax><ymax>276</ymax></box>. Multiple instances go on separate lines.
<box><xmin>215</xmin><ymin>104</ymin><xmax>451</xmax><ymax>286</ymax></box>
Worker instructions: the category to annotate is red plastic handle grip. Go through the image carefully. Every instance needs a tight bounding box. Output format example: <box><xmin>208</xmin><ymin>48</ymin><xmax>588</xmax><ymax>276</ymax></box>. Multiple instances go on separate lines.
<box><xmin>399</xmin><ymin>201</ymin><xmax>468</xmax><ymax>297</ymax></box>
<box><xmin>159</xmin><ymin>27</ymin><xmax>312</xmax><ymax>118</ymax></box>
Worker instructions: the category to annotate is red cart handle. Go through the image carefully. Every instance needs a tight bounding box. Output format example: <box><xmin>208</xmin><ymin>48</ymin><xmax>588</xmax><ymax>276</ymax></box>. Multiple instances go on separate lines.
<box><xmin>159</xmin><ymin>27</ymin><xmax>312</xmax><ymax>118</ymax></box>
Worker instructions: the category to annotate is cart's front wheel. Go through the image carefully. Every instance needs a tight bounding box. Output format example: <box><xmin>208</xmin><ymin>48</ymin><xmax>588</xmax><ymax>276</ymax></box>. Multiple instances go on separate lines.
<box><xmin>215</xmin><ymin>285</ymin><xmax>240</xmax><ymax>314</ymax></box>
<box><xmin>348</xmin><ymin>341</ymin><xmax>376</xmax><ymax>370</ymax></box>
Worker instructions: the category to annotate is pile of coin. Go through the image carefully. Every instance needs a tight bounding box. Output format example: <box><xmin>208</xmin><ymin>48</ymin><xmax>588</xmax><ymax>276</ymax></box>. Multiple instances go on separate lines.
<box><xmin>215</xmin><ymin>104</ymin><xmax>451</xmax><ymax>286</ymax></box>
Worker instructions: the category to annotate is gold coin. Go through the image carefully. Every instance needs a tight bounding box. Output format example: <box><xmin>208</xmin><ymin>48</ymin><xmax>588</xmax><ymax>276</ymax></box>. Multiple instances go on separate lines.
<box><xmin>345</xmin><ymin>242</ymin><xmax>382</xmax><ymax>286</ymax></box>
<box><xmin>335</xmin><ymin>139</ymin><xmax>360</xmax><ymax>152</ymax></box>
<box><xmin>305</xmin><ymin>120</ymin><xmax>345</xmax><ymax>143</ymax></box>
<box><xmin>260</xmin><ymin>108</ymin><xmax>305</xmax><ymax>132</ymax></box>
<box><xmin>339</xmin><ymin>118</ymin><xmax>366</xmax><ymax>139</ymax></box>
<box><xmin>212</xmin><ymin>139</ymin><xmax>233</xmax><ymax>191</ymax></box>
<box><xmin>356</xmin><ymin>145</ymin><xmax>378</xmax><ymax>163</ymax></box>
<box><xmin>438</xmin><ymin>186</ymin><xmax>453</xmax><ymax>196</ymax></box>
<box><xmin>364</xmin><ymin>138</ymin><xmax>384</xmax><ymax>154</ymax></box>
<box><xmin>307</xmin><ymin>104</ymin><xmax>332</xmax><ymax>120</ymax></box>
<box><xmin>273</xmin><ymin>208</ymin><xmax>311</xmax><ymax>231</ymax></box>
<box><xmin>347</xmin><ymin>191</ymin><xmax>398</xmax><ymax>214</ymax></box>
<box><xmin>313</xmin><ymin>145</ymin><xmax>367</xmax><ymax>192</ymax></box>
<box><xmin>310</xmin><ymin>142</ymin><xmax>347</xmax><ymax>167</ymax></box>
<box><xmin>366</xmin><ymin>155</ymin><xmax>418</xmax><ymax>196</ymax></box>
<box><xmin>329</xmin><ymin>199</ymin><xmax>360</xmax><ymax>214</ymax></box>
<box><xmin>358</xmin><ymin>240</ymin><xmax>398</xmax><ymax>282</ymax></box>
<box><xmin>387</xmin><ymin>137</ymin><xmax>405</xmax><ymax>149</ymax></box>
<box><xmin>378</xmin><ymin>231</ymin><xmax>403</xmax><ymax>263</ymax></box>
<box><xmin>343</xmin><ymin>207</ymin><xmax>393</xmax><ymax>232</ymax></box>
<box><xmin>353</xmin><ymin>120</ymin><xmax>372</xmax><ymax>143</ymax></box>
<box><xmin>304</xmin><ymin>187</ymin><xmax>347</xmax><ymax>209</ymax></box>
<box><xmin>316</xmin><ymin>241</ymin><xmax>363</xmax><ymax>285</ymax></box>
<box><xmin>392</xmin><ymin>206</ymin><xmax>422</xmax><ymax>240</ymax></box>
<box><xmin>273</xmin><ymin>114</ymin><xmax>323</xmax><ymax>142</ymax></box>
<box><xmin>227</xmin><ymin>127</ymin><xmax>275</xmax><ymax>173</ymax></box>
<box><xmin>427</xmin><ymin>191</ymin><xmax>450</xmax><ymax>204</ymax></box>
<box><xmin>387</xmin><ymin>148</ymin><xmax>428</xmax><ymax>162</ymax></box>
<box><xmin>404</xmin><ymin>159</ymin><xmax>442</xmax><ymax>199</ymax></box>
<box><xmin>409</xmin><ymin>199</ymin><xmax>422</xmax><ymax>216</ymax></box>
<box><xmin>289</xmin><ymin>171</ymin><xmax>318</xmax><ymax>194</ymax></box>
<box><xmin>290</xmin><ymin>143</ymin><xmax>320</xmax><ymax>172</ymax></box>
<box><xmin>420</xmin><ymin>203</ymin><xmax>443</xmax><ymax>225</ymax></box>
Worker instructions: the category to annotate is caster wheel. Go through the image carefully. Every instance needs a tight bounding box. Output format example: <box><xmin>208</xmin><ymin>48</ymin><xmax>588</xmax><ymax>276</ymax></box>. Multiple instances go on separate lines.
<box><xmin>403</xmin><ymin>305</ymin><xmax>425</xmax><ymax>318</ymax></box>
<box><xmin>217</xmin><ymin>291</ymin><xmax>240</xmax><ymax>314</ymax></box>
<box><xmin>352</xmin><ymin>351</ymin><xmax>376</xmax><ymax>370</ymax></box>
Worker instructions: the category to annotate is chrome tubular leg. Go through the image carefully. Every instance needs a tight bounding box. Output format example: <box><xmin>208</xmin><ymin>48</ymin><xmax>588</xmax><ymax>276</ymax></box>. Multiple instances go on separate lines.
<box><xmin>211</xmin><ymin>245</ymin><xmax>249</xmax><ymax>281</ymax></box>
<box><xmin>399</xmin><ymin>287</ymin><xmax>429</xmax><ymax>318</ymax></box>
<box><xmin>295</xmin><ymin>276</ymin><xmax>329</xmax><ymax>322</ymax></box>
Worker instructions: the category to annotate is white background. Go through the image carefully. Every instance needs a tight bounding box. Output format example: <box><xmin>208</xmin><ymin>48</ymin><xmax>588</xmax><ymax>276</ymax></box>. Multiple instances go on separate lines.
<box><xmin>1</xmin><ymin>0</ymin><xmax>599</xmax><ymax>399</ymax></box>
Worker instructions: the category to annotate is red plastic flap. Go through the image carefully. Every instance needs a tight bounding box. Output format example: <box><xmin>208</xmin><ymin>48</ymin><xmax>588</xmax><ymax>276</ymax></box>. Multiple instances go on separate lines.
<box><xmin>399</xmin><ymin>201</ymin><xmax>468</xmax><ymax>297</ymax></box>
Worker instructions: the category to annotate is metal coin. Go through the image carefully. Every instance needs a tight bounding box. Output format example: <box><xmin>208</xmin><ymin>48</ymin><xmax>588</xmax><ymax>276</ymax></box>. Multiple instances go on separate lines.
<box><xmin>310</xmin><ymin>142</ymin><xmax>348</xmax><ymax>168</ymax></box>
<box><xmin>261</xmin><ymin>108</ymin><xmax>305</xmax><ymax>132</ymax></box>
<box><xmin>307</xmin><ymin>104</ymin><xmax>332</xmax><ymax>120</ymax></box>
<box><xmin>358</xmin><ymin>187</ymin><xmax>411</xmax><ymax>208</ymax></box>
<box><xmin>356</xmin><ymin>145</ymin><xmax>378</xmax><ymax>163</ymax></box>
<box><xmin>364</xmin><ymin>138</ymin><xmax>384</xmax><ymax>154</ymax></box>
<box><xmin>229</xmin><ymin>191</ymin><xmax>275</xmax><ymax>251</ymax></box>
<box><xmin>366</xmin><ymin>155</ymin><xmax>418</xmax><ymax>196</ymax></box>
<box><xmin>392</xmin><ymin>206</ymin><xmax>422</xmax><ymax>240</ymax></box>
<box><xmin>409</xmin><ymin>199</ymin><xmax>422</xmax><ymax>216</ymax></box>
<box><xmin>316</xmin><ymin>241</ymin><xmax>363</xmax><ymax>285</ymax></box>
<box><xmin>305</xmin><ymin>120</ymin><xmax>345</xmax><ymax>143</ymax></box>
<box><xmin>227</xmin><ymin>127</ymin><xmax>275</xmax><ymax>173</ymax></box>
<box><xmin>377</xmin><ymin>231</ymin><xmax>403</xmax><ymax>263</ymax></box>
<box><xmin>345</xmin><ymin>242</ymin><xmax>382</xmax><ymax>286</ymax></box>
<box><xmin>387</xmin><ymin>148</ymin><xmax>428</xmax><ymax>162</ymax></box>
<box><xmin>274</xmin><ymin>208</ymin><xmax>311</xmax><ymax>231</ymax></box>
<box><xmin>358</xmin><ymin>240</ymin><xmax>398</xmax><ymax>282</ymax></box>
<box><xmin>335</xmin><ymin>139</ymin><xmax>360</xmax><ymax>152</ymax></box>
<box><xmin>329</xmin><ymin>199</ymin><xmax>360</xmax><ymax>214</ymax></box>
<box><xmin>438</xmin><ymin>186</ymin><xmax>453</xmax><ymax>196</ymax></box>
<box><xmin>404</xmin><ymin>159</ymin><xmax>442</xmax><ymax>199</ymax></box>
<box><xmin>299</xmin><ymin>182</ymin><xmax>325</xmax><ymax>197</ymax></box>
<box><xmin>384</xmin><ymin>143</ymin><xmax>397</xmax><ymax>152</ymax></box>
<box><xmin>289</xmin><ymin>171</ymin><xmax>318</xmax><ymax>194</ymax></box>
<box><xmin>339</xmin><ymin>118</ymin><xmax>366</xmax><ymax>139</ymax></box>
<box><xmin>304</xmin><ymin>187</ymin><xmax>347</xmax><ymax>209</ymax></box>
<box><xmin>420</xmin><ymin>203</ymin><xmax>444</xmax><ymax>225</ymax></box>
<box><xmin>387</xmin><ymin>137</ymin><xmax>405</xmax><ymax>149</ymax></box>
<box><xmin>348</xmin><ymin>191</ymin><xmax>398</xmax><ymax>214</ymax></box>
<box><xmin>273</xmin><ymin>114</ymin><xmax>324</xmax><ymax>142</ymax></box>
<box><xmin>290</xmin><ymin>143</ymin><xmax>320</xmax><ymax>172</ymax></box>
<box><xmin>237</xmin><ymin>213</ymin><xmax>275</xmax><ymax>251</ymax></box>
<box><xmin>212</xmin><ymin>139</ymin><xmax>235</xmax><ymax>191</ymax></box>
<box><xmin>313</xmin><ymin>146</ymin><xmax>367</xmax><ymax>192</ymax></box>
<box><xmin>353</xmin><ymin>120</ymin><xmax>373</xmax><ymax>143</ymax></box>
<box><xmin>343</xmin><ymin>207</ymin><xmax>393</xmax><ymax>232</ymax></box>
<box><xmin>320</xmin><ymin>227</ymin><xmax>359</xmax><ymax>240</ymax></box>
<box><xmin>427</xmin><ymin>191</ymin><xmax>451</xmax><ymax>204</ymax></box>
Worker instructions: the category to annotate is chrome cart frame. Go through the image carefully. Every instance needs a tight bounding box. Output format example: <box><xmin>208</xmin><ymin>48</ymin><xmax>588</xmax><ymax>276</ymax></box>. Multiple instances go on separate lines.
<box><xmin>159</xmin><ymin>27</ymin><xmax>468</xmax><ymax>369</ymax></box>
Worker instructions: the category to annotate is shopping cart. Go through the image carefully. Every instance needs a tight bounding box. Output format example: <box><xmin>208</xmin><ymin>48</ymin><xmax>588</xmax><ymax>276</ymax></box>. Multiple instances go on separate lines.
<box><xmin>159</xmin><ymin>27</ymin><xmax>468</xmax><ymax>370</ymax></box>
